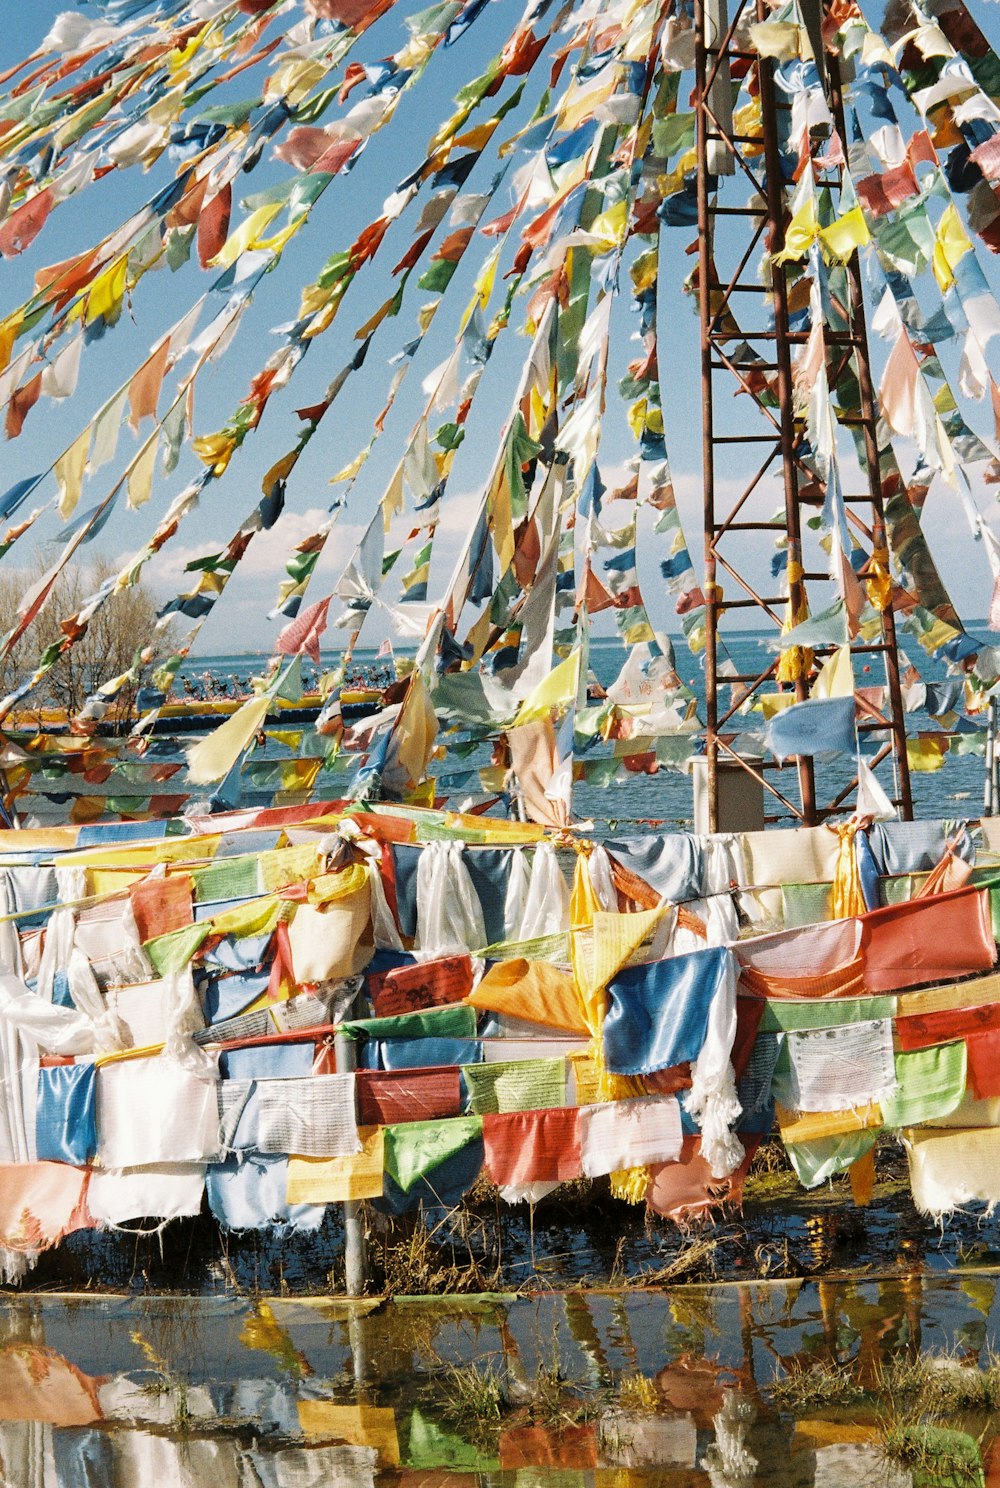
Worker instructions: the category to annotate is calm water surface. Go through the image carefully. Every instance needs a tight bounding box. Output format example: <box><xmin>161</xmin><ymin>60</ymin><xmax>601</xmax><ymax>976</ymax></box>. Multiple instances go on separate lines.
<box><xmin>4</xmin><ymin>1274</ymin><xmax>1000</xmax><ymax>1485</ymax></box>
<box><xmin>183</xmin><ymin>628</ymin><xmax>994</xmax><ymax>831</ymax></box>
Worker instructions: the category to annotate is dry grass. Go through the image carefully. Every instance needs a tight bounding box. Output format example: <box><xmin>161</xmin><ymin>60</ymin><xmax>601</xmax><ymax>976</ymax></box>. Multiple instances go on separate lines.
<box><xmin>770</xmin><ymin>1357</ymin><xmax>868</xmax><ymax>1409</ymax></box>
<box><xmin>876</xmin><ymin>1352</ymin><xmax>1000</xmax><ymax>1413</ymax></box>
<box><xmin>771</xmin><ymin>1349</ymin><xmax>1000</xmax><ymax>1415</ymax></box>
<box><xmin>372</xmin><ymin>1214</ymin><xmax>505</xmax><ymax>1297</ymax></box>
<box><xmin>438</xmin><ymin>1357</ymin><xmax>506</xmax><ymax>1437</ymax></box>
<box><xmin>430</xmin><ymin>1349</ymin><xmax>609</xmax><ymax>1454</ymax></box>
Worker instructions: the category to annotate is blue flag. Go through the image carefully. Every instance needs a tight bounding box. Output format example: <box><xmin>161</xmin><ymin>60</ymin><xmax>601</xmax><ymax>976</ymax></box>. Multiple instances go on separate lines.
<box><xmin>764</xmin><ymin>696</ymin><xmax>856</xmax><ymax>761</ymax></box>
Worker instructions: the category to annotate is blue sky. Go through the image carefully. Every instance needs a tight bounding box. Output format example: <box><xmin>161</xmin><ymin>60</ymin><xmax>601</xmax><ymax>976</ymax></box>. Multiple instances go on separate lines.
<box><xmin>0</xmin><ymin>0</ymin><xmax>999</xmax><ymax>667</ymax></box>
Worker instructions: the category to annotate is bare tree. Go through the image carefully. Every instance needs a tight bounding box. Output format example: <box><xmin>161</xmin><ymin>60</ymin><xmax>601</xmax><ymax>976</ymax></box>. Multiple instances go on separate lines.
<box><xmin>0</xmin><ymin>568</ymin><xmax>37</xmax><ymax>700</ymax></box>
<box><xmin>0</xmin><ymin>557</ymin><xmax>168</xmax><ymax>727</ymax></box>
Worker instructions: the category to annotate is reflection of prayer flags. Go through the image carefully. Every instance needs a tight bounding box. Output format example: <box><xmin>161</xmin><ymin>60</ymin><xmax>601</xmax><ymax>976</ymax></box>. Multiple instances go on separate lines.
<box><xmin>298</xmin><ymin>1401</ymin><xmax>399</xmax><ymax>1461</ymax></box>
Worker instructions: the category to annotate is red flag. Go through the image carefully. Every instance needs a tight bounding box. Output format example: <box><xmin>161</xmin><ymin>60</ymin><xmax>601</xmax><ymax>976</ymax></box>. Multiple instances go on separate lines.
<box><xmin>276</xmin><ymin>595</ymin><xmax>332</xmax><ymax>665</ymax></box>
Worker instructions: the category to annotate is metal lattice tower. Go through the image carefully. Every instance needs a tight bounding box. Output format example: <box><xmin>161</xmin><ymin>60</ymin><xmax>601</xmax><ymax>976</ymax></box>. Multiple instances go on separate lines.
<box><xmin>694</xmin><ymin>0</ymin><xmax>914</xmax><ymax>831</ymax></box>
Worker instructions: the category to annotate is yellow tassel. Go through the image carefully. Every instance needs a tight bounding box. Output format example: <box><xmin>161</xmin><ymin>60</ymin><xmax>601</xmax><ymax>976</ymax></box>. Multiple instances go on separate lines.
<box><xmin>830</xmin><ymin>820</ymin><xmax>865</xmax><ymax>919</ymax></box>
<box><xmin>573</xmin><ymin>865</ymin><xmax>655</xmax><ymax>1206</ymax></box>
<box><xmin>848</xmin><ymin>1146</ymin><xmax>875</xmax><ymax>1207</ymax></box>
<box><xmin>598</xmin><ymin>1069</ymin><xmax>646</xmax><ymax>1102</ymax></box>
<box><xmin>610</xmin><ymin>1165</ymin><xmax>650</xmax><ymax>1204</ymax></box>
<box><xmin>597</xmin><ymin>1066</ymin><xmax>651</xmax><ymax>1204</ymax></box>
<box><xmin>865</xmin><ymin>557</ymin><xmax>891</xmax><ymax>612</ymax></box>
<box><xmin>776</xmin><ymin>644</ymin><xmax>813</xmax><ymax>683</ymax></box>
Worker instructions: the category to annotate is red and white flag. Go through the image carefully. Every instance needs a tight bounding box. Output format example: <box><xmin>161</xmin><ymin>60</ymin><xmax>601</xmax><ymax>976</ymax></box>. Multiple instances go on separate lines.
<box><xmin>276</xmin><ymin>595</ymin><xmax>331</xmax><ymax>665</ymax></box>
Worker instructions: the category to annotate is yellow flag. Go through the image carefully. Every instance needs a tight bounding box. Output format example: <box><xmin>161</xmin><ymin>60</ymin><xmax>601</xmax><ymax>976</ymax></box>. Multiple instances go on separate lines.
<box><xmin>749</xmin><ymin>20</ymin><xmax>807</xmax><ymax>58</ymax></box>
<box><xmin>569</xmin><ymin>851</ymin><xmax>602</xmax><ymax>1034</ymax></box>
<box><xmin>389</xmin><ymin>669</ymin><xmax>437</xmax><ymax>791</ymax></box>
<box><xmin>774</xmin><ymin>196</ymin><xmax>818</xmax><ymax>264</ymax></box>
<box><xmin>331</xmin><ymin>448</ymin><xmax>370</xmax><ymax>483</ymax></box>
<box><xmin>85</xmin><ymin>257</ymin><xmax>128</xmax><ymax>324</ymax></box>
<box><xmin>906</xmin><ymin>735</ymin><xmax>947</xmax><ymax>772</ymax></box>
<box><xmin>588</xmin><ymin>199</ymin><xmax>628</xmax><ymax>248</ymax></box>
<box><xmin>486</xmin><ymin>464</ymin><xmax>514</xmax><ymax>572</ymax></box>
<box><xmin>287</xmin><ymin>1129</ymin><xmax>385</xmax><ymax>1203</ymax></box>
<box><xmin>473</xmin><ymin>245</ymin><xmax>499</xmax><ymax>310</ymax></box>
<box><xmin>758</xmin><ymin>692</ymin><xmax>795</xmax><ymax>720</ymax></box>
<box><xmin>210</xmin><ymin>893</ymin><xmax>283</xmax><ymax>941</ymax></box>
<box><xmin>211</xmin><ymin>203</ymin><xmax>283</xmax><ymax>269</ymax></box>
<box><xmin>811</xmin><ymin>644</ymin><xmax>853</xmax><ymax>699</ymax></box>
<box><xmin>126</xmin><ymin>433</ymin><xmax>158</xmax><ymax>510</ymax></box>
<box><xmin>264</xmin><ymin>57</ymin><xmax>327</xmax><ymax>106</ymax></box>
<box><xmin>169</xmin><ymin>21</ymin><xmax>211</xmax><ymax>73</ymax></box>
<box><xmin>354</xmin><ymin>292</ymin><xmax>400</xmax><ymax>341</ymax></box>
<box><xmin>382</xmin><ymin>463</ymin><xmax>404</xmax><ymax>528</ymax></box>
<box><xmin>186</xmin><ymin>695</ymin><xmax>270</xmax><ymax>784</ymax></box>
<box><xmin>557</xmin><ymin>74</ymin><xmax>616</xmax><ymax>131</ymax></box>
<box><xmin>257</xmin><ymin>216</ymin><xmax>305</xmax><ymax>259</ymax></box>
<box><xmin>514</xmin><ymin>647</ymin><xmax>581</xmax><ymax>725</ymax></box>
<box><xmin>0</xmin><ymin>313</ymin><xmax>21</xmax><ymax>374</ymax></box>
<box><xmin>581</xmin><ymin>907</ymin><xmax>668</xmax><ymax>1002</ymax></box>
<box><xmin>464</xmin><ymin>610</ymin><xmax>491</xmax><ymax>667</ymax></box>
<box><xmin>191</xmin><ymin>430</ymin><xmax>237</xmax><ymax>476</ymax></box>
<box><xmin>914</xmin><ymin>615</ymin><xmax>961</xmax><ymax>656</ymax></box>
<box><xmin>932</xmin><ymin>203</ymin><xmax>972</xmax><ymax>291</ymax></box>
<box><xmin>55</xmin><ymin>428</ymin><xmax>91</xmax><ymax>519</ymax></box>
<box><xmin>778</xmin><ymin>1102</ymin><xmax>881</xmax><ymax>1143</ymax></box>
<box><xmin>820</xmin><ymin>206</ymin><xmax>870</xmax><ymax>262</ymax></box>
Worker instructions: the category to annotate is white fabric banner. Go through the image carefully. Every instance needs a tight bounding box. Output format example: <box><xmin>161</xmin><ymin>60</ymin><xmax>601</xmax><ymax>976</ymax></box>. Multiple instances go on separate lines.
<box><xmin>580</xmin><ymin>1096</ymin><xmax>683</xmax><ymax>1177</ymax></box>
<box><xmin>97</xmin><ymin>1058</ymin><xmax>220</xmax><ymax>1167</ymax></box>
<box><xmin>219</xmin><ymin>1074</ymin><xmax>360</xmax><ymax>1158</ymax></box>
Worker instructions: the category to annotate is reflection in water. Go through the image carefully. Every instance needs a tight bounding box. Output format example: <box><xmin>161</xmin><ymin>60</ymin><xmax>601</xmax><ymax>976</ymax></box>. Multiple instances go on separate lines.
<box><xmin>2</xmin><ymin>1275</ymin><xmax>1000</xmax><ymax>1483</ymax></box>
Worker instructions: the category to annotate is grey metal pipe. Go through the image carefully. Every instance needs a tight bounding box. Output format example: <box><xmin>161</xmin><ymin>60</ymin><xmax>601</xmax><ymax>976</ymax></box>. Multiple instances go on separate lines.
<box><xmin>334</xmin><ymin>1030</ymin><xmax>367</xmax><ymax>1296</ymax></box>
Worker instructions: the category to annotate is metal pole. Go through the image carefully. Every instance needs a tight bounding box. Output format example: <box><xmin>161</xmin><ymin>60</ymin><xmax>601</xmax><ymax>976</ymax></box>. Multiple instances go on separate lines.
<box><xmin>696</xmin><ymin>0</ymin><xmax>721</xmax><ymax>834</ymax></box>
<box><xmin>985</xmin><ymin>699</ymin><xmax>995</xmax><ymax>818</ymax></box>
<box><xmin>755</xmin><ymin>12</ymin><xmax>817</xmax><ymax>825</ymax></box>
<box><xmin>826</xmin><ymin>50</ymin><xmax>914</xmax><ymax>822</ymax></box>
<box><xmin>705</xmin><ymin>0</ymin><xmax>736</xmax><ymax>178</ymax></box>
<box><xmin>334</xmin><ymin>1030</ymin><xmax>367</xmax><ymax>1296</ymax></box>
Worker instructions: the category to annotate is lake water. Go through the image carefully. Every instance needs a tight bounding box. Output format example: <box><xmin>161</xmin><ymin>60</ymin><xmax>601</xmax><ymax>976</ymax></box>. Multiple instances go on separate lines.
<box><xmin>182</xmin><ymin>624</ymin><xmax>995</xmax><ymax>830</ymax></box>
<box><xmin>7</xmin><ymin>1272</ymin><xmax>1000</xmax><ymax>1485</ymax></box>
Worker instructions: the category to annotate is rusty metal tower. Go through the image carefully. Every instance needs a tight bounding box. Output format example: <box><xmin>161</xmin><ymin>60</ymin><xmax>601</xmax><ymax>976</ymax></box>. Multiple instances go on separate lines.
<box><xmin>694</xmin><ymin>0</ymin><xmax>914</xmax><ymax>831</ymax></box>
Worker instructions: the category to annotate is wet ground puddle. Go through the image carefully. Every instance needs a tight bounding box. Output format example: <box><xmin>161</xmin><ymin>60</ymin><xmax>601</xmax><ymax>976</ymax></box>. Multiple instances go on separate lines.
<box><xmin>4</xmin><ymin>1273</ymin><xmax>1000</xmax><ymax>1484</ymax></box>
